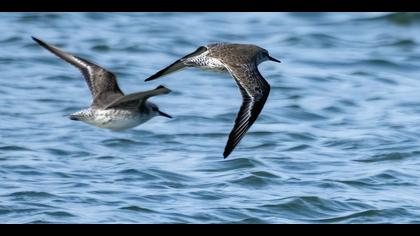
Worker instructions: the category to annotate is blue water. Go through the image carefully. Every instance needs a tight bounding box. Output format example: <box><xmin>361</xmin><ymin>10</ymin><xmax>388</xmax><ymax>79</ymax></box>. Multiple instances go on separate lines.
<box><xmin>1</xmin><ymin>12</ymin><xmax>420</xmax><ymax>223</ymax></box>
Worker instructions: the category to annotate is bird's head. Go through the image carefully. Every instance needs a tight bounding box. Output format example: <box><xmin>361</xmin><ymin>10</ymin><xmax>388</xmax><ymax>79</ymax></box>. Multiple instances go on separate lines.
<box><xmin>257</xmin><ymin>48</ymin><xmax>281</xmax><ymax>65</ymax></box>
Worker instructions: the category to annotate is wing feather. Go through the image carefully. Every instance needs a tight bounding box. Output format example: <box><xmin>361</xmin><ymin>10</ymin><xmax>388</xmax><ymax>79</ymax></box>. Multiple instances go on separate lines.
<box><xmin>223</xmin><ymin>64</ymin><xmax>270</xmax><ymax>158</ymax></box>
<box><xmin>32</xmin><ymin>37</ymin><xmax>123</xmax><ymax>107</ymax></box>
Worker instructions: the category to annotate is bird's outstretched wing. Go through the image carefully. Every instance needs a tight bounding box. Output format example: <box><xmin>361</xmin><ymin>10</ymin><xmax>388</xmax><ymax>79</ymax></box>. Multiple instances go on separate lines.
<box><xmin>144</xmin><ymin>46</ymin><xmax>208</xmax><ymax>81</ymax></box>
<box><xmin>223</xmin><ymin>64</ymin><xmax>270</xmax><ymax>158</ymax></box>
<box><xmin>32</xmin><ymin>37</ymin><xmax>123</xmax><ymax>107</ymax></box>
<box><xmin>105</xmin><ymin>85</ymin><xmax>171</xmax><ymax>109</ymax></box>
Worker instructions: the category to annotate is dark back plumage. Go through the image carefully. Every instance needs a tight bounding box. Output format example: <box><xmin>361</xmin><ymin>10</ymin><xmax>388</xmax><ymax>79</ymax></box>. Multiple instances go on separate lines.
<box><xmin>207</xmin><ymin>44</ymin><xmax>264</xmax><ymax>65</ymax></box>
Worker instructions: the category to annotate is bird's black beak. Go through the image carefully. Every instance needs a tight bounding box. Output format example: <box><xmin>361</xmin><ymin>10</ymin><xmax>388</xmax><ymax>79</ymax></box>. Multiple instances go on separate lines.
<box><xmin>158</xmin><ymin>111</ymin><xmax>172</xmax><ymax>119</ymax></box>
<box><xmin>268</xmin><ymin>55</ymin><xmax>281</xmax><ymax>63</ymax></box>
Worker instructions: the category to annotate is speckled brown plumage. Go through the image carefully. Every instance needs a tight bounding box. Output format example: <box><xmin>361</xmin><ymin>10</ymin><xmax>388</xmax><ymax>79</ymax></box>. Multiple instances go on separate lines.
<box><xmin>145</xmin><ymin>43</ymin><xmax>280</xmax><ymax>158</ymax></box>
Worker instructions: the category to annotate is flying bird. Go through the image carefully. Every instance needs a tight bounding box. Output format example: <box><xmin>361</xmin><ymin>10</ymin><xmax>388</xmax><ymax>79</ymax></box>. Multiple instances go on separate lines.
<box><xmin>144</xmin><ymin>43</ymin><xmax>280</xmax><ymax>158</ymax></box>
<box><xmin>33</xmin><ymin>36</ymin><xmax>172</xmax><ymax>131</ymax></box>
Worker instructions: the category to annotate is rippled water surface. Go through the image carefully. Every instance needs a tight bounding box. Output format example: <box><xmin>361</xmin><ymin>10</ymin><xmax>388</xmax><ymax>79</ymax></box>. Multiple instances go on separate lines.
<box><xmin>1</xmin><ymin>12</ymin><xmax>420</xmax><ymax>223</ymax></box>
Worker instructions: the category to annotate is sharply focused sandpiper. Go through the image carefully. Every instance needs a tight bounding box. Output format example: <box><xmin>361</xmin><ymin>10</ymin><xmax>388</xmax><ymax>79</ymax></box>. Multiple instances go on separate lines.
<box><xmin>33</xmin><ymin>37</ymin><xmax>172</xmax><ymax>131</ymax></box>
<box><xmin>144</xmin><ymin>43</ymin><xmax>281</xmax><ymax>158</ymax></box>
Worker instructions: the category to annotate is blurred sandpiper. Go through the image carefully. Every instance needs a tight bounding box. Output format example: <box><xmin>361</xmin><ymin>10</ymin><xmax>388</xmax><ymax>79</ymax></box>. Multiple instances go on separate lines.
<box><xmin>33</xmin><ymin>36</ymin><xmax>172</xmax><ymax>131</ymax></box>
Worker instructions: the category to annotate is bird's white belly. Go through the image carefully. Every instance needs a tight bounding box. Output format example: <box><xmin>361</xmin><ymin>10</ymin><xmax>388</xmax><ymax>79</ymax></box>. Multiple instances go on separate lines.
<box><xmin>83</xmin><ymin>109</ymin><xmax>152</xmax><ymax>131</ymax></box>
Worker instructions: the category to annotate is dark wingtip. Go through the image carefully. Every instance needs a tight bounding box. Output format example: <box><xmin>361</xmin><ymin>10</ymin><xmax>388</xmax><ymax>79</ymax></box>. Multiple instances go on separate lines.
<box><xmin>156</xmin><ymin>85</ymin><xmax>172</xmax><ymax>93</ymax></box>
<box><xmin>32</xmin><ymin>36</ymin><xmax>49</xmax><ymax>49</ymax></box>
<box><xmin>223</xmin><ymin>149</ymin><xmax>231</xmax><ymax>159</ymax></box>
<box><xmin>31</xmin><ymin>36</ymin><xmax>42</xmax><ymax>44</ymax></box>
<box><xmin>145</xmin><ymin>75</ymin><xmax>158</xmax><ymax>82</ymax></box>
